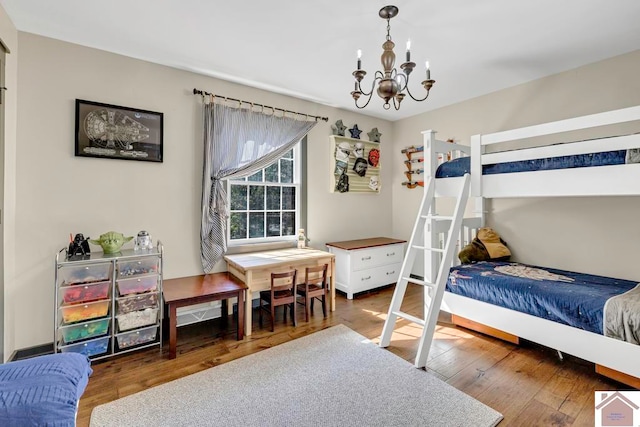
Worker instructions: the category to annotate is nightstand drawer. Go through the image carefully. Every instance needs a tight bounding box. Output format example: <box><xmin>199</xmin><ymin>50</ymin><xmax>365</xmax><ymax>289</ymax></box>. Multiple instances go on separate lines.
<box><xmin>349</xmin><ymin>262</ymin><xmax>402</xmax><ymax>293</ymax></box>
<box><xmin>350</xmin><ymin>244</ymin><xmax>404</xmax><ymax>271</ymax></box>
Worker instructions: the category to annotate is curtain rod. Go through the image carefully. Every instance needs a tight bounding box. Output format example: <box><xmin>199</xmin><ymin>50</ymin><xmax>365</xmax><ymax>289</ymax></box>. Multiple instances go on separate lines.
<box><xmin>193</xmin><ymin>88</ymin><xmax>328</xmax><ymax>122</ymax></box>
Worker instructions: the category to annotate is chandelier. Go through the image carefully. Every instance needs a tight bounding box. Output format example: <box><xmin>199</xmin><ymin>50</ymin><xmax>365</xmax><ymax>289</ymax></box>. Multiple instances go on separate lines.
<box><xmin>351</xmin><ymin>5</ymin><xmax>435</xmax><ymax>111</ymax></box>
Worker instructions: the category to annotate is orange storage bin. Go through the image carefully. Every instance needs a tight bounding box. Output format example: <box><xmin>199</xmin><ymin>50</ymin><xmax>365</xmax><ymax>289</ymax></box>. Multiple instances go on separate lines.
<box><xmin>60</xmin><ymin>300</ymin><xmax>110</xmax><ymax>324</ymax></box>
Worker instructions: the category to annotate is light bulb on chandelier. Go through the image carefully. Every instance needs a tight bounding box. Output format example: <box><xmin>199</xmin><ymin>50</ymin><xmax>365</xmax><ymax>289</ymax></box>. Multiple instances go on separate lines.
<box><xmin>350</xmin><ymin>5</ymin><xmax>435</xmax><ymax>111</ymax></box>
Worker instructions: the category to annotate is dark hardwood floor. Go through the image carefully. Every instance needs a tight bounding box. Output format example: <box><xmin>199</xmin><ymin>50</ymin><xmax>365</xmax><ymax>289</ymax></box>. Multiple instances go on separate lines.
<box><xmin>78</xmin><ymin>284</ymin><xmax>631</xmax><ymax>426</ymax></box>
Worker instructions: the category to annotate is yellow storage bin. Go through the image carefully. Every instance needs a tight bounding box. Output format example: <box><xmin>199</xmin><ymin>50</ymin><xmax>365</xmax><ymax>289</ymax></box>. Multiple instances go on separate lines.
<box><xmin>60</xmin><ymin>300</ymin><xmax>110</xmax><ymax>324</ymax></box>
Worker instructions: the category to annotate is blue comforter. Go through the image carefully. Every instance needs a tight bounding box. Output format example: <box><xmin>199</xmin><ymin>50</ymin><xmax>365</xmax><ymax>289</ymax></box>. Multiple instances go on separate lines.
<box><xmin>446</xmin><ymin>261</ymin><xmax>638</xmax><ymax>334</ymax></box>
<box><xmin>436</xmin><ymin>150</ymin><xmax>628</xmax><ymax>178</ymax></box>
<box><xmin>0</xmin><ymin>353</ymin><xmax>92</xmax><ymax>426</ymax></box>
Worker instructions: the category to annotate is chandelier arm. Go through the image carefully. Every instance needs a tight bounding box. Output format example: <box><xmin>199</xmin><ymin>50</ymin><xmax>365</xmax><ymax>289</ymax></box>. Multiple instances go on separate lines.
<box><xmin>358</xmin><ymin>73</ymin><xmax>383</xmax><ymax>97</ymax></box>
<box><xmin>354</xmin><ymin>91</ymin><xmax>376</xmax><ymax>109</ymax></box>
<box><xmin>404</xmin><ymin>83</ymin><xmax>432</xmax><ymax>102</ymax></box>
<box><xmin>391</xmin><ymin>96</ymin><xmax>401</xmax><ymax>111</ymax></box>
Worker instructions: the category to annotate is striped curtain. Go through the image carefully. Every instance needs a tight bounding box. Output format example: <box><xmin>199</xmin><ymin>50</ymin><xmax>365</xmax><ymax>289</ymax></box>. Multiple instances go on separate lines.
<box><xmin>200</xmin><ymin>102</ymin><xmax>318</xmax><ymax>272</ymax></box>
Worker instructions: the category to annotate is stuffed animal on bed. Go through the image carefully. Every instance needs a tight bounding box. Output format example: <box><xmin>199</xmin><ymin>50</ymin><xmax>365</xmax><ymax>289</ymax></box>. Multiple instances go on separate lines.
<box><xmin>458</xmin><ymin>227</ymin><xmax>511</xmax><ymax>264</ymax></box>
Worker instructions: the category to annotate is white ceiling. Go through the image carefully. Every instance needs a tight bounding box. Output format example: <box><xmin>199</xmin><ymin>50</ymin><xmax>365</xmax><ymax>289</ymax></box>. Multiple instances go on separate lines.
<box><xmin>1</xmin><ymin>0</ymin><xmax>640</xmax><ymax>121</ymax></box>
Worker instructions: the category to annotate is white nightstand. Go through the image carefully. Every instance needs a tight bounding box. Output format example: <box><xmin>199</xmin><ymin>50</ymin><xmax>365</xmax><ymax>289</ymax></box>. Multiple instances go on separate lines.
<box><xmin>326</xmin><ymin>237</ymin><xmax>406</xmax><ymax>299</ymax></box>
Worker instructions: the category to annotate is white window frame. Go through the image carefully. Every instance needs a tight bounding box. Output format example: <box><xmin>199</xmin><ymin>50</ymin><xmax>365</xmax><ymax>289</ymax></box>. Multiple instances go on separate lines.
<box><xmin>226</xmin><ymin>143</ymin><xmax>301</xmax><ymax>246</ymax></box>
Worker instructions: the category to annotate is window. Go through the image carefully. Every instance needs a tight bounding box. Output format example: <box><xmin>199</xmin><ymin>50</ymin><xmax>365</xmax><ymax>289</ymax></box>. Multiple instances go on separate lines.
<box><xmin>227</xmin><ymin>145</ymin><xmax>300</xmax><ymax>244</ymax></box>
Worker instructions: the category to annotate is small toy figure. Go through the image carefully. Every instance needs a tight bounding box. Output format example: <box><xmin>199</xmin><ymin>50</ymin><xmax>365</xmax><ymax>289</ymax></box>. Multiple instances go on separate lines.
<box><xmin>297</xmin><ymin>229</ymin><xmax>306</xmax><ymax>249</ymax></box>
<box><xmin>68</xmin><ymin>233</ymin><xmax>91</xmax><ymax>258</ymax></box>
<box><xmin>89</xmin><ymin>231</ymin><xmax>134</xmax><ymax>254</ymax></box>
<box><xmin>134</xmin><ymin>230</ymin><xmax>153</xmax><ymax>251</ymax></box>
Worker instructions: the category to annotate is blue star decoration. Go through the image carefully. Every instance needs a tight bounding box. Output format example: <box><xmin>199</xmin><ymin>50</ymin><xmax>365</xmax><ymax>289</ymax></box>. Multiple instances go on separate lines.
<box><xmin>332</xmin><ymin>119</ymin><xmax>347</xmax><ymax>136</ymax></box>
<box><xmin>348</xmin><ymin>124</ymin><xmax>362</xmax><ymax>139</ymax></box>
<box><xmin>367</xmin><ymin>127</ymin><xmax>382</xmax><ymax>143</ymax></box>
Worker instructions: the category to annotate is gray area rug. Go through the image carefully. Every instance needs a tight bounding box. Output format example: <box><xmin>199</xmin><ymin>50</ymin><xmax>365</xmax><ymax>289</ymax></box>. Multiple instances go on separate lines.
<box><xmin>90</xmin><ymin>324</ymin><xmax>502</xmax><ymax>426</ymax></box>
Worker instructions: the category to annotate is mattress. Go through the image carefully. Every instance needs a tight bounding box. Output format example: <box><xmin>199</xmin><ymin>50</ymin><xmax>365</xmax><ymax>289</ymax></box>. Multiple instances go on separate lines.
<box><xmin>435</xmin><ymin>150</ymin><xmax>628</xmax><ymax>178</ymax></box>
<box><xmin>446</xmin><ymin>261</ymin><xmax>638</xmax><ymax>334</ymax></box>
<box><xmin>0</xmin><ymin>352</ymin><xmax>93</xmax><ymax>426</ymax></box>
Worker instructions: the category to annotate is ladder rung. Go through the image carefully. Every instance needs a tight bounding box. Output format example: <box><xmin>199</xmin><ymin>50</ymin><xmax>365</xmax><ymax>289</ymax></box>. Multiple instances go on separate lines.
<box><xmin>411</xmin><ymin>245</ymin><xmax>444</xmax><ymax>253</ymax></box>
<box><xmin>392</xmin><ymin>311</ymin><xmax>426</xmax><ymax>326</ymax></box>
<box><xmin>403</xmin><ymin>276</ymin><xmax>436</xmax><ymax>288</ymax></box>
<box><xmin>420</xmin><ymin>214</ymin><xmax>454</xmax><ymax>220</ymax></box>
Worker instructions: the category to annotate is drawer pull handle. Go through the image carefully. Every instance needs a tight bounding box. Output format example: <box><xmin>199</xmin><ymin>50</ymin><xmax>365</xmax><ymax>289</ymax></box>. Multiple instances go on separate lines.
<box><xmin>386</xmin><ymin>271</ymin><xmax>395</xmax><ymax>275</ymax></box>
<box><xmin>361</xmin><ymin>256</ymin><xmax>371</xmax><ymax>261</ymax></box>
<box><xmin>361</xmin><ymin>276</ymin><xmax>371</xmax><ymax>281</ymax></box>
<box><xmin>387</xmin><ymin>252</ymin><xmax>395</xmax><ymax>256</ymax></box>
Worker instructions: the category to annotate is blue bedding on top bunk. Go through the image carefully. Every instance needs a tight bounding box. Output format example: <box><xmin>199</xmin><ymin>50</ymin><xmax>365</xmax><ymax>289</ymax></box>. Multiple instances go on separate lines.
<box><xmin>435</xmin><ymin>150</ymin><xmax>627</xmax><ymax>178</ymax></box>
<box><xmin>0</xmin><ymin>352</ymin><xmax>93</xmax><ymax>426</ymax></box>
<box><xmin>446</xmin><ymin>261</ymin><xmax>638</xmax><ymax>334</ymax></box>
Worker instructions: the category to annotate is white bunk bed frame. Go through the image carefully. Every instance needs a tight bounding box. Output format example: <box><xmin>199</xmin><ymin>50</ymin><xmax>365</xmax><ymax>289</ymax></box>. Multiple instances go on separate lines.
<box><xmin>421</xmin><ymin>105</ymin><xmax>640</xmax><ymax>388</ymax></box>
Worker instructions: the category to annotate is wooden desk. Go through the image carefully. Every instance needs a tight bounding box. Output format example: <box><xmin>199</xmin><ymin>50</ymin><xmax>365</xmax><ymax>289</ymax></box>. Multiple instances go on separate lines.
<box><xmin>162</xmin><ymin>273</ymin><xmax>247</xmax><ymax>359</ymax></box>
<box><xmin>224</xmin><ymin>248</ymin><xmax>335</xmax><ymax>336</ymax></box>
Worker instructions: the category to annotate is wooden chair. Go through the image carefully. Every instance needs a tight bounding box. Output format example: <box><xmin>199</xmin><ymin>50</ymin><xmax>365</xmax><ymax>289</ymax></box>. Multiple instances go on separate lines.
<box><xmin>296</xmin><ymin>264</ymin><xmax>328</xmax><ymax>322</ymax></box>
<box><xmin>259</xmin><ymin>270</ymin><xmax>298</xmax><ymax>332</ymax></box>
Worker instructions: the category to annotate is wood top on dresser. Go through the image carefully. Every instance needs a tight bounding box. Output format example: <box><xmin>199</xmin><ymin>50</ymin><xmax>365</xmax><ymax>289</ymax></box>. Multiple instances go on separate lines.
<box><xmin>325</xmin><ymin>237</ymin><xmax>406</xmax><ymax>251</ymax></box>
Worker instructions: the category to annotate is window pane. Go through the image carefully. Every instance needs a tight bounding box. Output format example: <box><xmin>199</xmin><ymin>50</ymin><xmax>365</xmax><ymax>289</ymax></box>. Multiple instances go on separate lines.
<box><xmin>248</xmin><ymin>171</ymin><xmax>262</xmax><ymax>182</ymax></box>
<box><xmin>280</xmin><ymin>159</ymin><xmax>293</xmax><ymax>183</ymax></box>
<box><xmin>230</xmin><ymin>185</ymin><xmax>247</xmax><ymax>210</ymax></box>
<box><xmin>230</xmin><ymin>212</ymin><xmax>247</xmax><ymax>240</ymax></box>
<box><xmin>249</xmin><ymin>185</ymin><xmax>264</xmax><ymax>210</ymax></box>
<box><xmin>227</xmin><ymin>143</ymin><xmax>299</xmax><ymax>244</ymax></box>
<box><xmin>282</xmin><ymin>186</ymin><xmax>295</xmax><ymax>210</ymax></box>
<box><xmin>266</xmin><ymin>212</ymin><xmax>280</xmax><ymax>237</ymax></box>
<box><xmin>249</xmin><ymin>212</ymin><xmax>265</xmax><ymax>238</ymax></box>
<box><xmin>282</xmin><ymin>212</ymin><xmax>295</xmax><ymax>236</ymax></box>
<box><xmin>265</xmin><ymin>163</ymin><xmax>278</xmax><ymax>183</ymax></box>
<box><xmin>266</xmin><ymin>187</ymin><xmax>281</xmax><ymax>210</ymax></box>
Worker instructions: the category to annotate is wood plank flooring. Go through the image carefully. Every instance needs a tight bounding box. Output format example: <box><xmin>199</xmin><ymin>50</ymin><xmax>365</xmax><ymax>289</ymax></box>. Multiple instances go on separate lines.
<box><xmin>77</xmin><ymin>284</ymin><xmax>633</xmax><ymax>426</ymax></box>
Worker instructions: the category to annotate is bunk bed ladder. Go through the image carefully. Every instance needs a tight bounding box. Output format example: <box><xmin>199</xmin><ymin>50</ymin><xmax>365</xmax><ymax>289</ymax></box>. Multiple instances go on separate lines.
<box><xmin>379</xmin><ymin>173</ymin><xmax>470</xmax><ymax>368</ymax></box>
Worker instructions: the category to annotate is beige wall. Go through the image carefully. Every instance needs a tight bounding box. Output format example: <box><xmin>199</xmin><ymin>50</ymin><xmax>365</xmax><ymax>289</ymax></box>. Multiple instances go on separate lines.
<box><xmin>11</xmin><ymin>32</ymin><xmax>393</xmax><ymax>357</ymax></box>
<box><xmin>0</xmin><ymin>5</ymin><xmax>18</xmax><ymax>362</ymax></box>
<box><xmin>7</xmin><ymin>27</ymin><xmax>640</xmax><ymax>358</ymax></box>
<box><xmin>391</xmin><ymin>49</ymin><xmax>640</xmax><ymax>281</ymax></box>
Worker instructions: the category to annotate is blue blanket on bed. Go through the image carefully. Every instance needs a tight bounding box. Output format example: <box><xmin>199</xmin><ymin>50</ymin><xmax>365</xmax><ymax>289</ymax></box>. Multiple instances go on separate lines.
<box><xmin>0</xmin><ymin>353</ymin><xmax>92</xmax><ymax>426</ymax></box>
<box><xmin>446</xmin><ymin>261</ymin><xmax>638</xmax><ymax>334</ymax></box>
<box><xmin>435</xmin><ymin>150</ymin><xmax>627</xmax><ymax>178</ymax></box>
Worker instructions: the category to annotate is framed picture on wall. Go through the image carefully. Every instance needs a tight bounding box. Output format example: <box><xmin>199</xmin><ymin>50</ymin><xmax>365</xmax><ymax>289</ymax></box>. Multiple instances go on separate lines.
<box><xmin>74</xmin><ymin>99</ymin><xmax>164</xmax><ymax>162</ymax></box>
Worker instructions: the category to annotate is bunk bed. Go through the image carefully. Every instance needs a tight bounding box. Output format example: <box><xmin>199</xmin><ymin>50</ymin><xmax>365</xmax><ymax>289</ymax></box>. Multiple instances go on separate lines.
<box><xmin>420</xmin><ymin>105</ymin><xmax>640</xmax><ymax>388</ymax></box>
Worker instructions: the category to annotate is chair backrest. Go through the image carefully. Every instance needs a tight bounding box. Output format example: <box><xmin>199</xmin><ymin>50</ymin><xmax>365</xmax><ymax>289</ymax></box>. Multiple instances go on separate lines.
<box><xmin>271</xmin><ymin>270</ymin><xmax>297</xmax><ymax>294</ymax></box>
<box><xmin>305</xmin><ymin>264</ymin><xmax>328</xmax><ymax>287</ymax></box>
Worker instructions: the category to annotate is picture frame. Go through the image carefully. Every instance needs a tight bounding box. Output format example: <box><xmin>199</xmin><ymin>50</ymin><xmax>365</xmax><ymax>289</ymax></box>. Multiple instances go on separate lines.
<box><xmin>75</xmin><ymin>99</ymin><xmax>163</xmax><ymax>162</ymax></box>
